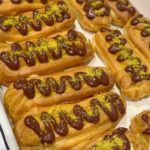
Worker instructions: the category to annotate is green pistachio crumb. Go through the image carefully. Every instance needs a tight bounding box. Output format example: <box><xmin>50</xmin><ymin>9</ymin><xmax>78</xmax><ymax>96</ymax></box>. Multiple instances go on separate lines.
<box><xmin>2</xmin><ymin>17</ymin><xmax>18</xmax><ymax>26</ymax></box>
<box><xmin>91</xmin><ymin>135</ymin><xmax>124</xmax><ymax>150</ymax></box>
<box><xmin>94</xmin><ymin>94</ymin><xmax>111</xmax><ymax>110</ymax></box>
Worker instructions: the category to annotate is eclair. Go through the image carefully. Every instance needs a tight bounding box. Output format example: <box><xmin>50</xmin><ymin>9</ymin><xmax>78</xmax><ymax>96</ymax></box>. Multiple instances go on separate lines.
<box><xmin>77</xmin><ymin>110</ymin><xmax>150</xmax><ymax>150</ymax></box>
<box><xmin>129</xmin><ymin>110</ymin><xmax>150</xmax><ymax>150</ymax></box>
<box><xmin>125</xmin><ymin>15</ymin><xmax>150</xmax><ymax>60</ymax></box>
<box><xmin>0</xmin><ymin>0</ymin><xmax>75</xmax><ymax>42</ymax></box>
<box><xmin>4</xmin><ymin>66</ymin><xmax>114</xmax><ymax>121</ymax></box>
<box><xmin>82</xmin><ymin>128</ymin><xmax>130</xmax><ymax>150</ymax></box>
<box><xmin>0</xmin><ymin>29</ymin><xmax>94</xmax><ymax>86</ymax></box>
<box><xmin>64</xmin><ymin>0</ymin><xmax>111</xmax><ymax>32</ymax></box>
<box><xmin>105</xmin><ymin>0</ymin><xmax>137</xmax><ymax>26</ymax></box>
<box><xmin>0</xmin><ymin>0</ymin><xmax>51</xmax><ymax>15</ymax></box>
<box><xmin>14</xmin><ymin>92</ymin><xmax>126</xmax><ymax>149</ymax></box>
<box><xmin>93</xmin><ymin>27</ymin><xmax>150</xmax><ymax>100</ymax></box>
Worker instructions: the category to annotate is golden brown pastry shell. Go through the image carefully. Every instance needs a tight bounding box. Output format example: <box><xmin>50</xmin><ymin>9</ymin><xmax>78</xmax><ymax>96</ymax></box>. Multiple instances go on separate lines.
<box><xmin>93</xmin><ymin>30</ymin><xmax>150</xmax><ymax>100</ymax></box>
<box><xmin>4</xmin><ymin>66</ymin><xmax>114</xmax><ymax>122</ymax></box>
<box><xmin>0</xmin><ymin>1</ymin><xmax>76</xmax><ymax>42</ymax></box>
<box><xmin>129</xmin><ymin>110</ymin><xmax>150</xmax><ymax>150</ymax></box>
<box><xmin>125</xmin><ymin>17</ymin><xmax>150</xmax><ymax>60</ymax></box>
<box><xmin>14</xmin><ymin>92</ymin><xmax>125</xmax><ymax>149</ymax></box>
<box><xmin>0</xmin><ymin>30</ymin><xmax>94</xmax><ymax>86</ymax></box>
<box><xmin>0</xmin><ymin>0</ymin><xmax>52</xmax><ymax>15</ymax></box>
<box><xmin>64</xmin><ymin>0</ymin><xmax>111</xmax><ymax>32</ymax></box>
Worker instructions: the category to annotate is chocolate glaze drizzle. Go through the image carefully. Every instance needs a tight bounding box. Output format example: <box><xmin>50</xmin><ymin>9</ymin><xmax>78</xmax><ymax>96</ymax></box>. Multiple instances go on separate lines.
<box><xmin>131</xmin><ymin>15</ymin><xmax>150</xmax><ymax>37</ymax></box>
<box><xmin>142</xmin><ymin>114</ymin><xmax>150</xmax><ymax>135</ymax></box>
<box><xmin>0</xmin><ymin>30</ymin><xmax>87</xmax><ymax>70</ymax></box>
<box><xmin>76</xmin><ymin>0</ymin><xmax>110</xmax><ymax>20</ymax></box>
<box><xmin>91</xmin><ymin>128</ymin><xmax>130</xmax><ymax>150</ymax></box>
<box><xmin>109</xmin><ymin>0</ymin><xmax>136</xmax><ymax>16</ymax></box>
<box><xmin>13</xmin><ymin>67</ymin><xmax>110</xmax><ymax>99</ymax></box>
<box><xmin>101</xmin><ymin>27</ymin><xmax>150</xmax><ymax>83</ymax></box>
<box><xmin>0</xmin><ymin>1</ymin><xmax>70</xmax><ymax>35</ymax></box>
<box><xmin>24</xmin><ymin>93</ymin><xmax>125</xmax><ymax>144</ymax></box>
<box><xmin>0</xmin><ymin>0</ymin><xmax>48</xmax><ymax>4</ymax></box>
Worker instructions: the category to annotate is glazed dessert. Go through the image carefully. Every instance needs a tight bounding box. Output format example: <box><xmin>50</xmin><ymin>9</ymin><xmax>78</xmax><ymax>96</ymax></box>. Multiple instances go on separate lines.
<box><xmin>125</xmin><ymin>15</ymin><xmax>150</xmax><ymax>59</ymax></box>
<box><xmin>105</xmin><ymin>0</ymin><xmax>137</xmax><ymax>26</ymax></box>
<box><xmin>129</xmin><ymin>110</ymin><xmax>150</xmax><ymax>150</ymax></box>
<box><xmin>0</xmin><ymin>0</ymin><xmax>52</xmax><ymax>15</ymax></box>
<box><xmin>14</xmin><ymin>92</ymin><xmax>126</xmax><ymax>149</ymax></box>
<box><xmin>93</xmin><ymin>27</ymin><xmax>150</xmax><ymax>100</ymax></box>
<box><xmin>4</xmin><ymin>66</ymin><xmax>114</xmax><ymax>121</ymax></box>
<box><xmin>0</xmin><ymin>29</ymin><xmax>94</xmax><ymax>85</ymax></box>
<box><xmin>83</xmin><ymin>128</ymin><xmax>130</xmax><ymax>150</ymax></box>
<box><xmin>0</xmin><ymin>0</ymin><xmax>75</xmax><ymax>42</ymax></box>
<box><xmin>65</xmin><ymin>0</ymin><xmax>111</xmax><ymax>32</ymax></box>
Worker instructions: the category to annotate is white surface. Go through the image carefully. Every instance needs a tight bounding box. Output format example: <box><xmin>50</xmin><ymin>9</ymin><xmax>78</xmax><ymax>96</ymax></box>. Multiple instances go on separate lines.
<box><xmin>0</xmin><ymin>1</ymin><xmax>150</xmax><ymax>150</ymax></box>
<box><xmin>131</xmin><ymin>0</ymin><xmax>150</xmax><ymax>18</ymax></box>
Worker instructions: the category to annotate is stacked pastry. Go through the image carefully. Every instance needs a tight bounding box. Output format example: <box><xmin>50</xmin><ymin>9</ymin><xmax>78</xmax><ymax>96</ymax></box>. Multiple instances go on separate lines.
<box><xmin>0</xmin><ymin>0</ymin><xmax>150</xmax><ymax>150</ymax></box>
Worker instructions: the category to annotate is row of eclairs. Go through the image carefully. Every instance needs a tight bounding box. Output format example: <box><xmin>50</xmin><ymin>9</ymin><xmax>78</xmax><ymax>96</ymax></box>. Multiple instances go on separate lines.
<box><xmin>0</xmin><ymin>0</ymin><xmax>149</xmax><ymax>149</ymax></box>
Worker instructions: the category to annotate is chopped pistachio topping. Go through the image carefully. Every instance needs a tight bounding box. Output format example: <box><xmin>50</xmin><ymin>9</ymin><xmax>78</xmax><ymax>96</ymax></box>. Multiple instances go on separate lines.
<box><xmin>87</xmin><ymin>110</ymin><xmax>94</xmax><ymax>116</ymax></box>
<box><xmin>2</xmin><ymin>17</ymin><xmax>18</xmax><ymax>26</ymax></box>
<box><xmin>46</xmin><ymin>4</ymin><xmax>62</xmax><ymax>17</ymax></box>
<box><xmin>41</xmin><ymin>112</ymin><xmax>51</xmax><ymax>124</ymax></box>
<box><xmin>48</xmin><ymin>39</ymin><xmax>59</xmax><ymax>52</ymax></box>
<box><xmin>91</xmin><ymin>135</ymin><xmax>124</xmax><ymax>150</ymax></box>
<box><xmin>48</xmin><ymin>106</ymin><xmax>66</xmax><ymax>118</ymax></box>
<box><xmin>120</xmin><ymin>0</ymin><xmax>128</xmax><ymax>4</ymax></box>
<box><xmin>113</xmin><ymin>36</ymin><xmax>121</xmax><ymax>44</ymax></box>
<box><xmin>86</xmin><ymin>68</ymin><xmax>103</xmax><ymax>77</ymax></box>
<box><xmin>108</xmin><ymin>30</ymin><xmax>150</xmax><ymax>80</ymax></box>
<box><xmin>144</xmin><ymin>26</ymin><xmax>150</xmax><ymax>33</ymax></box>
<box><xmin>12</xmin><ymin>51</ymin><xmax>22</xmax><ymax>56</ymax></box>
<box><xmin>2</xmin><ymin>3</ymin><xmax>68</xmax><ymax>26</ymax></box>
<box><xmin>34</xmin><ymin>12</ymin><xmax>42</xmax><ymax>20</ymax></box>
<box><xmin>94</xmin><ymin>9</ymin><xmax>105</xmax><ymax>16</ymax></box>
<box><xmin>95</xmin><ymin>94</ymin><xmax>111</xmax><ymax>110</ymax></box>
<box><xmin>28</xmin><ymin>45</ymin><xmax>34</xmax><ymax>52</ymax></box>
<box><xmin>91</xmin><ymin>1</ymin><xmax>102</xmax><ymax>7</ymax></box>
<box><xmin>128</xmin><ymin>58</ymin><xmax>140</xmax><ymax>66</ymax></box>
<box><xmin>118</xmin><ymin>48</ymin><xmax>131</xmax><ymax>59</ymax></box>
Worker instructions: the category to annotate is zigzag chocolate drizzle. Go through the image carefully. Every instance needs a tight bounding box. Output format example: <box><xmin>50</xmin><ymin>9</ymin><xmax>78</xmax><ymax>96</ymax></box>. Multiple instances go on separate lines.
<box><xmin>76</xmin><ymin>0</ymin><xmax>110</xmax><ymax>19</ymax></box>
<box><xmin>131</xmin><ymin>15</ymin><xmax>150</xmax><ymax>37</ymax></box>
<box><xmin>142</xmin><ymin>114</ymin><xmax>150</xmax><ymax>135</ymax></box>
<box><xmin>0</xmin><ymin>0</ymin><xmax>48</xmax><ymax>4</ymax></box>
<box><xmin>0</xmin><ymin>1</ymin><xmax>70</xmax><ymax>35</ymax></box>
<box><xmin>0</xmin><ymin>30</ymin><xmax>86</xmax><ymax>70</ymax></box>
<box><xmin>91</xmin><ymin>127</ymin><xmax>130</xmax><ymax>150</ymax></box>
<box><xmin>24</xmin><ymin>93</ymin><xmax>125</xmax><ymax>144</ymax></box>
<box><xmin>108</xmin><ymin>0</ymin><xmax>136</xmax><ymax>16</ymax></box>
<box><xmin>13</xmin><ymin>67</ymin><xmax>109</xmax><ymax>99</ymax></box>
<box><xmin>101</xmin><ymin>27</ymin><xmax>150</xmax><ymax>83</ymax></box>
